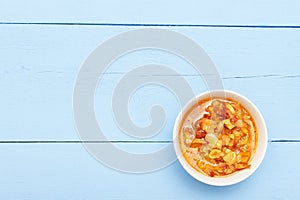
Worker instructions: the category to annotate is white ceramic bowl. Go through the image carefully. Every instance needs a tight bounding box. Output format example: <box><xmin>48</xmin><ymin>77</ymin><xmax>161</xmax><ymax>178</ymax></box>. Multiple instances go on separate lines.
<box><xmin>173</xmin><ymin>90</ymin><xmax>268</xmax><ymax>186</ymax></box>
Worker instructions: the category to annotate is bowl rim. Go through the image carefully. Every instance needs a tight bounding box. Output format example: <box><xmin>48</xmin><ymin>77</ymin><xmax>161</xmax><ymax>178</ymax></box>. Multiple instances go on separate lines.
<box><xmin>173</xmin><ymin>90</ymin><xmax>268</xmax><ymax>186</ymax></box>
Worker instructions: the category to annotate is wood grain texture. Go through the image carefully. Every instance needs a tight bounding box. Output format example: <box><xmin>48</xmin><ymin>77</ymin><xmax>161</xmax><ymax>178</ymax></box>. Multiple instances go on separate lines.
<box><xmin>0</xmin><ymin>143</ymin><xmax>298</xmax><ymax>199</ymax></box>
<box><xmin>0</xmin><ymin>25</ymin><xmax>299</xmax><ymax>140</ymax></box>
<box><xmin>0</xmin><ymin>9</ymin><xmax>299</xmax><ymax>198</ymax></box>
<box><xmin>0</xmin><ymin>0</ymin><xmax>300</xmax><ymax>25</ymax></box>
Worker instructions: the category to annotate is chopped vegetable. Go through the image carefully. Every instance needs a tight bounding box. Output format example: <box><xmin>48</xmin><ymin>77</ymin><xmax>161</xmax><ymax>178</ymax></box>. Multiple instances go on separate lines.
<box><xmin>180</xmin><ymin>97</ymin><xmax>257</xmax><ymax>177</ymax></box>
<box><xmin>190</xmin><ymin>139</ymin><xmax>205</xmax><ymax>148</ymax></box>
<box><xmin>224</xmin><ymin>119</ymin><xmax>235</xmax><ymax>130</ymax></box>
<box><xmin>223</xmin><ymin>151</ymin><xmax>237</xmax><ymax>165</ymax></box>
<box><xmin>205</xmin><ymin>133</ymin><xmax>218</xmax><ymax>145</ymax></box>
<box><xmin>196</xmin><ymin>130</ymin><xmax>207</xmax><ymax>139</ymax></box>
<box><xmin>235</xmin><ymin>119</ymin><xmax>243</xmax><ymax>127</ymax></box>
<box><xmin>226</xmin><ymin>103</ymin><xmax>235</xmax><ymax>114</ymax></box>
<box><xmin>209</xmin><ymin>149</ymin><xmax>221</xmax><ymax>159</ymax></box>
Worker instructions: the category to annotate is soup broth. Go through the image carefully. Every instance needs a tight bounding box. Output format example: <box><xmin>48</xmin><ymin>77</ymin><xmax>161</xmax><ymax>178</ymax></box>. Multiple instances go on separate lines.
<box><xmin>179</xmin><ymin>98</ymin><xmax>258</xmax><ymax>177</ymax></box>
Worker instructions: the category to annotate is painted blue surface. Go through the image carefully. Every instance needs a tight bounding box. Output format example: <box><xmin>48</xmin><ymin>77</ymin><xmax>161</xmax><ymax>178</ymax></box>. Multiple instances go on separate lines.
<box><xmin>0</xmin><ymin>143</ymin><xmax>298</xmax><ymax>199</ymax></box>
<box><xmin>1</xmin><ymin>0</ymin><xmax>300</xmax><ymax>25</ymax></box>
<box><xmin>0</xmin><ymin>1</ymin><xmax>300</xmax><ymax>199</ymax></box>
<box><xmin>0</xmin><ymin>26</ymin><xmax>299</xmax><ymax>140</ymax></box>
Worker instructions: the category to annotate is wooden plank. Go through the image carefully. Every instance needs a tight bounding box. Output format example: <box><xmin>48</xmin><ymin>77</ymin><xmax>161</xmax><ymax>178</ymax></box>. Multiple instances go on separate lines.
<box><xmin>0</xmin><ymin>142</ymin><xmax>298</xmax><ymax>199</ymax></box>
<box><xmin>0</xmin><ymin>0</ymin><xmax>300</xmax><ymax>25</ymax></box>
<box><xmin>1</xmin><ymin>25</ymin><xmax>300</xmax><ymax>77</ymax></box>
<box><xmin>0</xmin><ymin>26</ymin><xmax>299</xmax><ymax>140</ymax></box>
<box><xmin>1</xmin><ymin>74</ymin><xmax>298</xmax><ymax>140</ymax></box>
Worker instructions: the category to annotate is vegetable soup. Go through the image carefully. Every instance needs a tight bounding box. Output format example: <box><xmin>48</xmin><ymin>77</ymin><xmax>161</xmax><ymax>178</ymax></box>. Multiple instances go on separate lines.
<box><xmin>178</xmin><ymin>98</ymin><xmax>258</xmax><ymax>177</ymax></box>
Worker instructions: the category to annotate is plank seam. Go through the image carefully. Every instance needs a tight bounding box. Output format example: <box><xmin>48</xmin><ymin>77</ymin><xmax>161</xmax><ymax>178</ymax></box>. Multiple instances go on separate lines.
<box><xmin>0</xmin><ymin>140</ymin><xmax>298</xmax><ymax>143</ymax></box>
<box><xmin>19</xmin><ymin>71</ymin><xmax>300</xmax><ymax>79</ymax></box>
<box><xmin>1</xmin><ymin>22</ymin><xmax>300</xmax><ymax>29</ymax></box>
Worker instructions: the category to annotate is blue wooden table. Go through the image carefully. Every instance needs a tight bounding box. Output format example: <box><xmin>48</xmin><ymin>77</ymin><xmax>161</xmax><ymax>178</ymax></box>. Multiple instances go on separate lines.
<box><xmin>1</xmin><ymin>0</ymin><xmax>300</xmax><ymax>199</ymax></box>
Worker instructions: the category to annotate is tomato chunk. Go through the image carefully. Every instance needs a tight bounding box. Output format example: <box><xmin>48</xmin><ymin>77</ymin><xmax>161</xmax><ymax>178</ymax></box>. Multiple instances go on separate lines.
<box><xmin>195</xmin><ymin>130</ymin><xmax>207</xmax><ymax>139</ymax></box>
